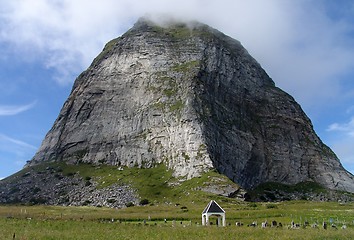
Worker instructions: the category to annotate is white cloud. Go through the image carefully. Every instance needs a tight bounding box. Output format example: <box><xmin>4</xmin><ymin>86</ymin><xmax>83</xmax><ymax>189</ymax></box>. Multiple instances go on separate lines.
<box><xmin>326</xmin><ymin>116</ymin><xmax>354</xmax><ymax>173</ymax></box>
<box><xmin>1</xmin><ymin>0</ymin><xmax>354</xmax><ymax>108</ymax></box>
<box><xmin>0</xmin><ymin>0</ymin><xmax>354</xmax><ymax>176</ymax></box>
<box><xmin>0</xmin><ymin>133</ymin><xmax>37</xmax><ymax>174</ymax></box>
<box><xmin>327</xmin><ymin>117</ymin><xmax>354</xmax><ymax>137</ymax></box>
<box><xmin>345</xmin><ymin>105</ymin><xmax>354</xmax><ymax>114</ymax></box>
<box><xmin>0</xmin><ymin>102</ymin><xmax>36</xmax><ymax>116</ymax></box>
<box><xmin>0</xmin><ymin>133</ymin><xmax>37</xmax><ymax>150</ymax></box>
<box><xmin>330</xmin><ymin>138</ymin><xmax>354</xmax><ymax>173</ymax></box>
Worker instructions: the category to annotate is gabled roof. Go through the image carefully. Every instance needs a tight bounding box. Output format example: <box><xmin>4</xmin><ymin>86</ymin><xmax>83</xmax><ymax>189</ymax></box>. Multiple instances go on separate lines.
<box><xmin>202</xmin><ymin>200</ymin><xmax>225</xmax><ymax>214</ymax></box>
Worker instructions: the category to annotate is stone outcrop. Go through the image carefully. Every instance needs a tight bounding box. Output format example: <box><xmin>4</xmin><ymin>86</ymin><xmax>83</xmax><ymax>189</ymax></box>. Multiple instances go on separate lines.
<box><xmin>19</xmin><ymin>18</ymin><xmax>354</xmax><ymax>193</ymax></box>
<box><xmin>0</xmin><ymin>166</ymin><xmax>138</xmax><ymax>207</ymax></box>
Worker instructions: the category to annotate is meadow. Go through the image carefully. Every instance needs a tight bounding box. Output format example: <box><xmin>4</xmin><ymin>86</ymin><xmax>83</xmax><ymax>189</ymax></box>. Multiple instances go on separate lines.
<box><xmin>1</xmin><ymin>200</ymin><xmax>354</xmax><ymax>239</ymax></box>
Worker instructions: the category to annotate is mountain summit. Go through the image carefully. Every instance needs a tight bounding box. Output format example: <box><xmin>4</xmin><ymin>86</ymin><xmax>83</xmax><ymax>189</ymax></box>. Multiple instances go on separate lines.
<box><xmin>15</xmin><ymin>18</ymin><xmax>354</xmax><ymax>195</ymax></box>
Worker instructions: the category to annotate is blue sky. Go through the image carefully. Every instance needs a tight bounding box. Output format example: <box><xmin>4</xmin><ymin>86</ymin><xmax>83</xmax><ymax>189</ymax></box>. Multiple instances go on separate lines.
<box><xmin>1</xmin><ymin>0</ymin><xmax>354</xmax><ymax>179</ymax></box>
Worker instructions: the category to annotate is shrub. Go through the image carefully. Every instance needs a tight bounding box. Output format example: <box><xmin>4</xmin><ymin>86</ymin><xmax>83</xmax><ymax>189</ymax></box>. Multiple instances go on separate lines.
<box><xmin>61</xmin><ymin>197</ymin><xmax>69</xmax><ymax>203</ymax></box>
<box><xmin>54</xmin><ymin>173</ymin><xmax>63</xmax><ymax>179</ymax></box>
<box><xmin>82</xmin><ymin>200</ymin><xmax>92</xmax><ymax>206</ymax></box>
<box><xmin>125</xmin><ymin>202</ymin><xmax>134</xmax><ymax>207</ymax></box>
<box><xmin>29</xmin><ymin>197</ymin><xmax>46</xmax><ymax>205</ymax></box>
<box><xmin>107</xmin><ymin>198</ymin><xmax>116</xmax><ymax>204</ymax></box>
<box><xmin>33</xmin><ymin>187</ymin><xmax>41</xmax><ymax>194</ymax></box>
<box><xmin>139</xmin><ymin>199</ymin><xmax>149</xmax><ymax>206</ymax></box>
<box><xmin>181</xmin><ymin>206</ymin><xmax>188</xmax><ymax>212</ymax></box>
<box><xmin>266</xmin><ymin>204</ymin><xmax>278</xmax><ymax>209</ymax></box>
<box><xmin>266</xmin><ymin>192</ymin><xmax>276</xmax><ymax>201</ymax></box>
<box><xmin>248</xmin><ymin>203</ymin><xmax>257</xmax><ymax>208</ymax></box>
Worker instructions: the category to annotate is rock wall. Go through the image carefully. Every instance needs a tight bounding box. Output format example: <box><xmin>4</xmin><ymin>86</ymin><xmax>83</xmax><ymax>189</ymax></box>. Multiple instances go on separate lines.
<box><xmin>27</xmin><ymin>18</ymin><xmax>354</xmax><ymax>192</ymax></box>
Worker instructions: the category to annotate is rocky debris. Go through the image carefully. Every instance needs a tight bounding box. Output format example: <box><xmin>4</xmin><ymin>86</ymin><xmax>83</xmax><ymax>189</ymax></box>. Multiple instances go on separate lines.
<box><xmin>5</xmin><ymin>16</ymin><xmax>354</xmax><ymax>204</ymax></box>
<box><xmin>246</xmin><ymin>188</ymin><xmax>354</xmax><ymax>203</ymax></box>
<box><xmin>244</xmin><ymin>181</ymin><xmax>354</xmax><ymax>202</ymax></box>
<box><xmin>0</xmin><ymin>166</ymin><xmax>138</xmax><ymax>208</ymax></box>
<box><xmin>197</xmin><ymin>176</ymin><xmax>246</xmax><ymax>198</ymax></box>
<box><xmin>201</xmin><ymin>185</ymin><xmax>246</xmax><ymax>199</ymax></box>
<box><xmin>66</xmin><ymin>183</ymin><xmax>137</xmax><ymax>208</ymax></box>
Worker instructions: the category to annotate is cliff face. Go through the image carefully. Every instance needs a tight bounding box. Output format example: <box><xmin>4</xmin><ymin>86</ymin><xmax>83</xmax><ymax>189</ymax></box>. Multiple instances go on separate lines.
<box><xmin>28</xmin><ymin>18</ymin><xmax>354</xmax><ymax>192</ymax></box>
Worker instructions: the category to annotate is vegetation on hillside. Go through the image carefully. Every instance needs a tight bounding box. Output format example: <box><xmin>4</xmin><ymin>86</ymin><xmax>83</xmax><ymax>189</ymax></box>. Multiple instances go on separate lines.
<box><xmin>2</xmin><ymin>162</ymin><xmax>354</xmax><ymax>239</ymax></box>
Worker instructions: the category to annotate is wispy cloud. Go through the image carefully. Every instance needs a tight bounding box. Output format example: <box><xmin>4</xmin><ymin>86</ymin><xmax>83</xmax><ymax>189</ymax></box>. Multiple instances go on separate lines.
<box><xmin>0</xmin><ymin>133</ymin><xmax>37</xmax><ymax>150</ymax></box>
<box><xmin>326</xmin><ymin>116</ymin><xmax>354</xmax><ymax>172</ymax></box>
<box><xmin>0</xmin><ymin>101</ymin><xmax>36</xmax><ymax>116</ymax></box>
<box><xmin>0</xmin><ymin>133</ymin><xmax>37</xmax><ymax>175</ymax></box>
<box><xmin>346</xmin><ymin>105</ymin><xmax>354</xmax><ymax>114</ymax></box>
<box><xmin>327</xmin><ymin>117</ymin><xmax>354</xmax><ymax>137</ymax></box>
<box><xmin>329</xmin><ymin>137</ymin><xmax>354</xmax><ymax>174</ymax></box>
<box><xmin>1</xmin><ymin>0</ymin><xmax>354</xmax><ymax>110</ymax></box>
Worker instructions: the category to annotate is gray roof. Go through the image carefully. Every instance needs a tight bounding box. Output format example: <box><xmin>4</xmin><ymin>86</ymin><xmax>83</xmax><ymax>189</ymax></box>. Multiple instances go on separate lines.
<box><xmin>202</xmin><ymin>200</ymin><xmax>225</xmax><ymax>214</ymax></box>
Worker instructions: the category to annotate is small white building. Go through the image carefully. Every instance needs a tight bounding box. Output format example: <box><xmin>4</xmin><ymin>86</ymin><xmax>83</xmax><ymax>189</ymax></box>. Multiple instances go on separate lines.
<box><xmin>202</xmin><ymin>200</ymin><xmax>226</xmax><ymax>226</ymax></box>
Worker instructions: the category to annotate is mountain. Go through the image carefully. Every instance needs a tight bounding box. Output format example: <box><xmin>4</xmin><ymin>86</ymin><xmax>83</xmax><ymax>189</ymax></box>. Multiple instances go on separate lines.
<box><xmin>1</xmin><ymin>18</ymin><xmax>354</xmax><ymax>206</ymax></box>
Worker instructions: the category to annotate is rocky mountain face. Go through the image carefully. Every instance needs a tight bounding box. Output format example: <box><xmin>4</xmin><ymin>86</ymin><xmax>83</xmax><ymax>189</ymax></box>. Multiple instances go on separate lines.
<box><xmin>5</xmin><ymin>18</ymin><xmax>354</xmax><ymax>199</ymax></box>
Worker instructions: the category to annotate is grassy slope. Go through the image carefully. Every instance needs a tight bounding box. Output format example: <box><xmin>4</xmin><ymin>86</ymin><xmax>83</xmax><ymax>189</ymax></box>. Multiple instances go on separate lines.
<box><xmin>9</xmin><ymin>161</ymin><xmax>240</xmax><ymax>208</ymax></box>
<box><xmin>3</xmin><ymin>163</ymin><xmax>354</xmax><ymax>239</ymax></box>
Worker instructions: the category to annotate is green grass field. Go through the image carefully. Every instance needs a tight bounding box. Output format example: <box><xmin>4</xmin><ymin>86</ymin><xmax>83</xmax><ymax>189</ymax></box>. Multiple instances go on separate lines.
<box><xmin>1</xmin><ymin>201</ymin><xmax>354</xmax><ymax>239</ymax></box>
<box><xmin>3</xmin><ymin>163</ymin><xmax>354</xmax><ymax>239</ymax></box>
